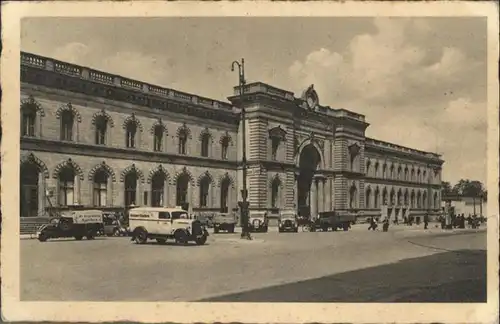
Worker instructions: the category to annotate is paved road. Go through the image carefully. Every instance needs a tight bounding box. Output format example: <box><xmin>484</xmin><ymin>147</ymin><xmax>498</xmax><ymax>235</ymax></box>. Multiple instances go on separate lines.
<box><xmin>20</xmin><ymin>225</ymin><xmax>486</xmax><ymax>302</ymax></box>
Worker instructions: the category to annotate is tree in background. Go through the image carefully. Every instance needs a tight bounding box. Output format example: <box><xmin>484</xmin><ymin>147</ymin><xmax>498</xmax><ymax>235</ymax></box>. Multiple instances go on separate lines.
<box><xmin>441</xmin><ymin>181</ymin><xmax>458</xmax><ymax>198</ymax></box>
<box><xmin>451</xmin><ymin>179</ymin><xmax>486</xmax><ymax>215</ymax></box>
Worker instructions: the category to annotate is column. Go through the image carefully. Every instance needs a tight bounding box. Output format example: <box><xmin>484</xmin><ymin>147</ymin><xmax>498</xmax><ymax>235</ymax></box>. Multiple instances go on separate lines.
<box><xmin>74</xmin><ymin>175</ymin><xmax>80</xmax><ymax>205</ymax></box>
<box><xmin>163</xmin><ymin>179</ymin><xmax>169</xmax><ymax>207</ymax></box>
<box><xmin>318</xmin><ymin>178</ymin><xmax>324</xmax><ymax>213</ymax></box>
<box><xmin>325</xmin><ymin>177</ymin><xmax>331</xmax><ymax>212</ymax></box>
<box><xmin>294</xmin><ymin>175</ymin><xmax>298</xmax><ymax>209</ymax></box>
<box><xmin>136</xmin><ymin>181</ymin><xmax>142</xmax><ymax>206</ymax></box>
<box><xmin>310</xmin><ymin>179</ymin><xmax>317</xmax><ymax>219</ymax></box>
<box><xmin>38</xmin><ymin>172</ymin><xmax>45</xmax><ymax>217</ymax></box>
<box><xmin>188</xmin><ymin>184</ymin><xmax>194</xmax><ymax>214</ymax></box>
<box><xmin>107</xmin><ymin>178</ymin><xmax>113</xmax><ymax>206</ymax></box>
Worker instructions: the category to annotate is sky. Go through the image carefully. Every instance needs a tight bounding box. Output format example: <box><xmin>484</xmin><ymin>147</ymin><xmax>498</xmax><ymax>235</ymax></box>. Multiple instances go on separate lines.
<box><xmin>21</xmin><ymin>17</ymin><xmax>487</xmax><ymax>185</ymax></box>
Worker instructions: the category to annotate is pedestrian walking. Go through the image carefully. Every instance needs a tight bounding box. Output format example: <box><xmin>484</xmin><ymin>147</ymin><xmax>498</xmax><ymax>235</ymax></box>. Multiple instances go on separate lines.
<box><xmin>382</xmin><ymin>219</ymin><xmax>389</xmax><ymax>232</ymax></box>
<box><xmin>424</xmin><ymin>214</ymin><xmax>429</xmax><ymax>229</ymax></box>
<box><xmin>368</xmin><ymin>217</ymin><xmax>378</xmax><ymax>231</ymax></box>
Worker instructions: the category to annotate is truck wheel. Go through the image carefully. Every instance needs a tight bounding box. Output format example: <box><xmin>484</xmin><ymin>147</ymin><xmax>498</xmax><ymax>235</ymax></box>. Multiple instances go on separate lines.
<box><xmin>86</xmin><ymin>231</ymin><xmax>96</xmax><ymax>240</ymax></box>
<box><xmin>134</xmin><ymin>229</ymin><xmax>148</xmax><ymax>244</ymax></box>
<box><xmin>38</xmin><ymin>234</ymin><xmax>48</xmax><ymax>242</ymax></box>
<box><xmin>195</xmin><ymin>235</ymin><xmax>207</xmax><ymax>245</ymax></box>
<box><xmin>74</xmin><ymin>235</ymin><xmax>83</xmax><ymax>240</ymax></box>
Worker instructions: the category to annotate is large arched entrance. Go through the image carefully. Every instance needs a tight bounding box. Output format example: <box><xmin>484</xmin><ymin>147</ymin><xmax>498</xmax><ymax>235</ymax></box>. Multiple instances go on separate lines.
<box><xmin>20</xmin><ymin>162</ymin><xmax>40</xmax><ymax>217</ymax></box>
<box><xmin>297</xmin><ymin>144</ymin><xmax>321</xmax><ymax>219</ymax></box>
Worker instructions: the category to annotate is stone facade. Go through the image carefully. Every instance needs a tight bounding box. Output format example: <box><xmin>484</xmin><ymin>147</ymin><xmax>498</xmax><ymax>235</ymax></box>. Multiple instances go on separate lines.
<box><xmin>19</xmin><ymin>52</ymin><xmax>444</xmax><ymax>223</ymax></box>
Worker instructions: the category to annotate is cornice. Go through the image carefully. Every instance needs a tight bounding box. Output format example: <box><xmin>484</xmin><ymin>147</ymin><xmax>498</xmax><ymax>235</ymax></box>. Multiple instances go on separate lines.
<box><xmin>21</xmin><ymin>138</ymin><xmax>238</xmax><ymax>170</ymax></box>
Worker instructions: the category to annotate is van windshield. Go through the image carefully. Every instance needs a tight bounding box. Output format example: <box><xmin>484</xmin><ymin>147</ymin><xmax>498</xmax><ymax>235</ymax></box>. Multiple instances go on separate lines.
<box><xmin>172</xmin><ymin>211</ymin><xmax>189</xmax><ymax>220</ymax></box>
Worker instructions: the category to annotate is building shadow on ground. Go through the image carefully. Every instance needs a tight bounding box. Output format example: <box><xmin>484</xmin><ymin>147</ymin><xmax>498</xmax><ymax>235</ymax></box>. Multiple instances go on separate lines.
<box><xmin>198</xmin><ymin>249</ymin><xmax>486</xmax><ymax>303</ymax></box>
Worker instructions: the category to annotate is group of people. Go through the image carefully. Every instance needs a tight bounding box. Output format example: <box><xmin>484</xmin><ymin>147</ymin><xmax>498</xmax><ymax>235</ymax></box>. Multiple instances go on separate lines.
<box><xmin>368</xmin><ymin>214</ymin><xmax>430</xmax><ymax>231</ymax></box>
<box><xmin>440</xmin><ymin>213</ymin><xmax>482</xmax><ymax>229</ymax></box>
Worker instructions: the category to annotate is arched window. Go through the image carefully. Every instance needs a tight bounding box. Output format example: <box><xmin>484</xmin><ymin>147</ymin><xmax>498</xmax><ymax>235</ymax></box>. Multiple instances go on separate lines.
<box><xmin>201</xmin><ymin>133</ymin><xmax>210</xmax><ymax>157</ymax></box>
<box><xmin>124</xmin><ymin>172</ymin><xmax>137</xmax><ymax>206</ymax></box>
<box><xmin>221</xmin><ymin>137</ymin><xmax>229</xmax><ymax>160</ymax></box>
<box><xmin>178</xmin><ymin>130</ymin><xmax>187</xmax><ymax>155</ymax></box>
<box><xmin>125</xmin><ymin>121</ymin><xmax>137</xmax><ymax>148</ymax></box>
<box><xmin>390</xmin><ymin>165</ymin><xmax>395</xmax><ymax>179</ymax></box>
<box><xmin>382</xmin><ymin>188</ymin><xmax>388</xmax><ymax>205</ymax></box>
<box><xmin>365</xmin><ymin>187</ymin><xmax>372</xmax><ymax>208</ymax></box>
<box><xmin>60</xmin><ymin>110</ymin><xmax>74</xmax><ymax>141</ymax></box>
<box><xmin>382</xmin><ymin>164</ymin><xmax>387</xmax><ymax>178</ymax></box>
<box><xmin>417</xmin><ymin>169</ymin><xmax>421</xmax><ymax>182</ymax></box>
<box><xmin>153</xmin><ymin>125</ymin><xmax>163</xmax><ymax>152</ymax></box>
<box><xmin>21</xmin><ymin>105</ymin><xmax>37</xmax><ymax>137</ymax></box>
<box><xmin>220</xmin><ymin>178</ymin><xmax>230</xmax><ymax>213</ymax></box>
<box><xmin>151</xmin><ymin>172</ymin><xmax>166</xmax><ymax>207</ymax></box>
<box><xmin>93</xmin><ymin>169</ymin><xmax>108</xmax><ymax>206</ymax></box>
<box><xmin>374</xmin><ymin>188</ymin><xmax>380</xmax><ymax>208</ymax></box>
<box><xmin>404</xmin><ymin>167</ymin><xmax>409</xmax><ymax>181</ymax></box>
<box><xmin>58</xmin><ymin>167</ymin><xmax>75</xmax><ymax>206</ymax></box>
<box><xmin>404</xmin><ymin>191</ymin><xmax>409</xmax><ymax>205</ymax></box>
<box><xmin>397</xmin><ymin>190</ymin><xmax>402</xmax><ymax>206</ymax></box>
<box><xmin>271</xmin><ymin>137</ymin><xmax>280</xmax><ymax>160</ymax></box>
<box><xmin>410</xmin><ymin>191</ymin><xmax>415</xmax><ymax>208</ymax></box>
<box><xmin>349</xmin><ymin>144</ymin><xmax>360</xmax><ymax>172</ymax></box>
<box><xmin>423</xmin><ymin>192</ymin><xmax>427</xmax><ymax>208</ymax></box>
<box><xmin>411</xmin><ymin>168</ymin><xmax>415</xmax><ymax>181</ymax></box>
<box><xmin>423</xmin><ymin>170</ymin><xmax>427</xmax><ymax>183</ymax></box>
<box><xmin>271</xmin><ymin>178</ymin><xmax>280</xmax><ymax>208</ymax></box>
<box><xmin>366</xmin><ymin>160</ymin><xmax>371</xmax><ymax>176</ymax></box>
<box><xmin>397</xmin><ymin>166</ymin><xmax>402</xmax><ymax>180</ymax></box>
<box><xmin>349</xmin><ymin>184</ymin><xmax>357</xmax><ymax>209</ymax></box>
<box><xmin>95</xmin><ymin>116</ymin><xmax>107</xmax><ymax>145</ymax></box>
<box><xmin>176</xmin><ymin>174</ymin><xmax>189</xmax><ymax>207</ymax></box>
<box><xmin>417</xmin><ymin>192</ymin><xmax>421</xmax><ymax>208</ymax></box>
<box><xmin>199</xmin><ymin>176</ymin><xmax>210</xmax><ymax>207</ymax></box>
<box><xmin>434</xmin><ymin>192</ymin><xmax>438</xmax><ymax>209</ymax></box>
<box><xmin>374</xmin><ymin>162</ymin><xmax>379</xmax><ymax>177</ymax></box>
<box><xmin>389</xmin><ymin>189</ymin><xmax>395</xmax><ymax>206</ymax></box>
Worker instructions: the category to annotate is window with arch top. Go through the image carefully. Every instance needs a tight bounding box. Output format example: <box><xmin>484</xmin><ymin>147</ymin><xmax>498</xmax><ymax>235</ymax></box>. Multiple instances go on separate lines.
<box><xmin>153</xmin><ymin>125</ymin><xmax>164</xmax><ymax>152</ymax></box>
<box><xmin>178</xmin><ymin>130</ymin><xmax>188</xmax><ymax>155</ymax></box>
<box><xmin>201</xmin><ymin>133</ymin><xmax>210</xmax><ymax>157</ymax></box>
<box><xmin>60</xmin><ymin>110</ymin><xmax>74</xmax><ymax>141</ymax></box>
<box><xmin>95</xmin><ymin>116</ymin><xmax>108</xmax><ymax>145</ymax></box>
<box><xmin>21</xmin><ymin>104</ymin><xmax>37</xmax><ymax>137</ymax></box>
<box><xmin>125</xmin><ymin>121</ymin><xmax>137</xmax><ymax>148</ymax></box>
<box><xmin>268</xmin><ymin>126</ymin><xmax>286</xmax><ymax>161</ymax></box>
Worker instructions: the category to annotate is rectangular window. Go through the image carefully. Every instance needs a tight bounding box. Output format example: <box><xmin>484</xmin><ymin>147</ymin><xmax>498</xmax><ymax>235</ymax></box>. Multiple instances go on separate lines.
<box><xmin>59</xmin><ymin>184</ymin><xmax>74</xmax><ymax>206</ymax></box>
<box><xmin>93</xmin><ymin>183</ymin><xmax>107</xmax><ymax>206</ymax></box>
<box><xmin>22</xmin><ymin>113</ymin><xmax>35</xmax><ymax>137</ymax></box>
<box><xmin>158</xmin><ymin>212</ymin><xmax>170</xmax><ymax>219</ymax></box>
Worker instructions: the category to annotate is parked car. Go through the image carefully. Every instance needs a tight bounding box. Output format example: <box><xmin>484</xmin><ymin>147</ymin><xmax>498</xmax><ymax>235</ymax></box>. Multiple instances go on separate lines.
<box><xmin>278</xmin><ymin>209</ymin><xmax>299</xmax><ymax>233</ymax></box>
<box><xmin>37</xmin><ymin>209</ymin><xmax>104</xmax><ymax>242</ymax></box>
<box><xmin>128</xmin><ymin>207</ymin><xmax>209</xmax><ymax>245</ymax></box>
<box><xmin>103</xmin><ymin>213</ymin><xmax>129</xmax><ymax>237</ymax></box>
<box><xmin>248</xmin><ymin>211</ymin><xmax>269</xmax><ymax>233</ymax></box>
<box><xmin>213</xmin><ymin>212</ymin><xmax>237</xmax><ymax>233</ymax></box>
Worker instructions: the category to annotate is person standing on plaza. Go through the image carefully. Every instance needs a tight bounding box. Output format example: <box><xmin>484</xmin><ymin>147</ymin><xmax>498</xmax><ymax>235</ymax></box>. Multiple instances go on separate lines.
<box><xmin>424</xmin><ymin>214</ymin><xmax>429</xmax><ymax>229</ymax></box>
<box><xmin>368</xmin><ymin>217</ymin><xmax>378</xmax><ymax>230</ymax></box>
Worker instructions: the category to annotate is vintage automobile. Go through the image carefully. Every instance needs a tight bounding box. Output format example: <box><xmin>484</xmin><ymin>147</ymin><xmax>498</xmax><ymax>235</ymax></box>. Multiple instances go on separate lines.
<box><xmin>248</xmin><ymin>211</ymin><xmax>269</xmax><ymax>233</ymax></box>
<box><xmin>278</xmin><ymin>209</ymin><xmax>299</xmax><ymax>233</ymax></box>
<box><xmin>102</xmin><ymin>212</ymin><xmax>129</xmax><ymax>237</ymax></box>
<box><xmin>302</xmin><ymin>211</ymin><xmax>356</xmax><ymax>232</ymax></box>
<box><xmin>128</xmin><ymin>207</ymin><xmax>209</xmax><ymax>245</ymax></box>
<box><xmin>37</xmin><ymin>209</ymin><xmax>104</xmax><ymax>242</ymax></box>
<box><xmin>213</xmin><ymin>212</ymin><xmax>237</xmax><ymax>233</ymax></box>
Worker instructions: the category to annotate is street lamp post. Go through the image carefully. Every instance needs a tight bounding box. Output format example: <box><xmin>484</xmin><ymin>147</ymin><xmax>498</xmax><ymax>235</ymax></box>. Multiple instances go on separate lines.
<box><xmin>231</xmin><ymin>58</ymin><xmax>252</xmax><ymax>240</ymax></box>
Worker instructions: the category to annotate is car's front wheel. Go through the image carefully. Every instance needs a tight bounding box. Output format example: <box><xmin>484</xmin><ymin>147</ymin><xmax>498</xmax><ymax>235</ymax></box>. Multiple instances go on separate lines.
<box><xmin>134</xmin><ymin>229</ymin><xmax>148</xmax><ymax>244</ymax></box>
<box><xmin>38</xmin><ymin>233</ymin><xmax>48</xmax><ymax>242</ymax></box>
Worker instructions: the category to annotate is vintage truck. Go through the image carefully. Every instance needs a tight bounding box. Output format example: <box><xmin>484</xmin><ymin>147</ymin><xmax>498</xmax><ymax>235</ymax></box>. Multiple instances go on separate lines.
<box><xmin>37</xmin><ymin>209</ymin><xmax>104</xmax><ymax>242</ymax></box>
<box><xmin>128</xmin><ymin>207</ymin><xmax>209</xmax><ymax>245</ymax></box>
<box><xmin>213</xmin><ymin>212</ymin><xmax>237</xmax><ymax>233</ymax></box>
<box><xmin>317</xmin><ymin>211</ymin><xmax>356</xmax><ymax>231</ymax></box>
